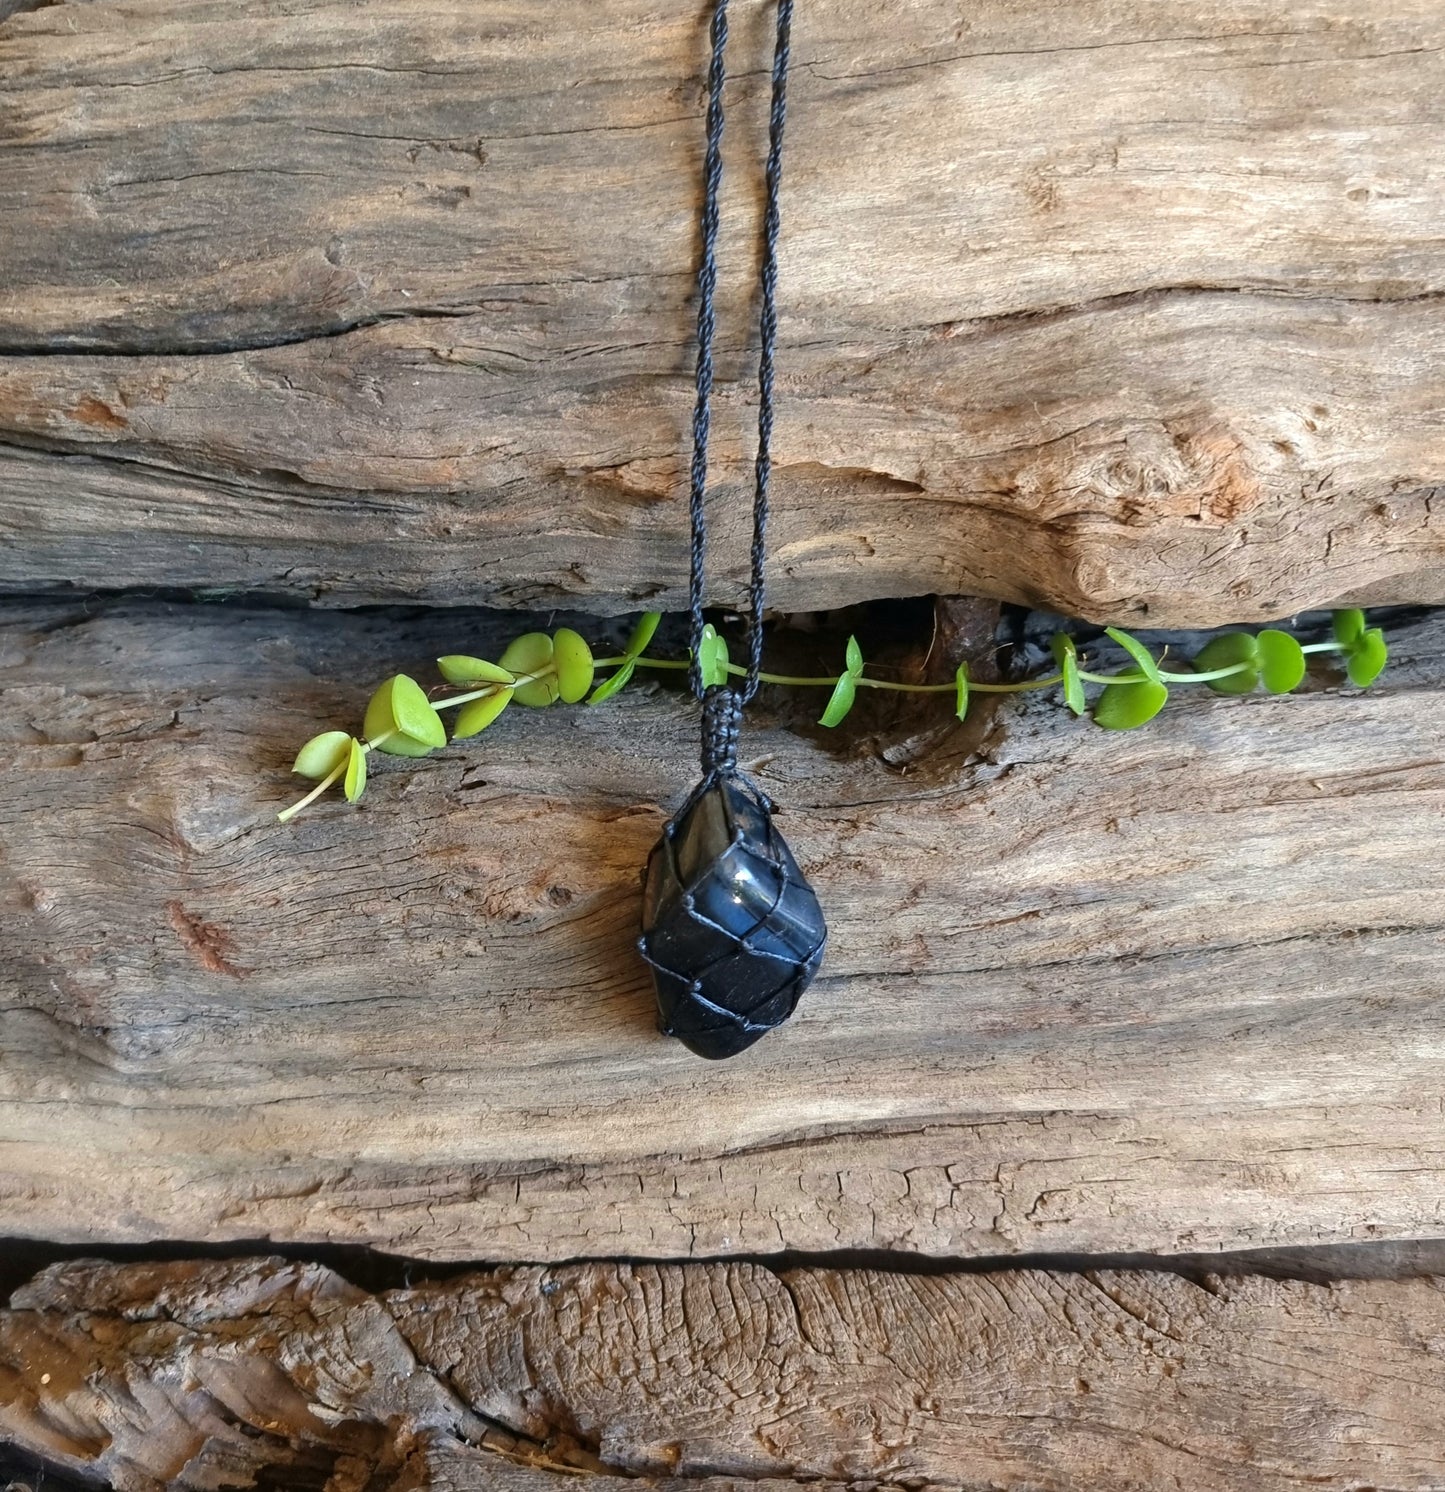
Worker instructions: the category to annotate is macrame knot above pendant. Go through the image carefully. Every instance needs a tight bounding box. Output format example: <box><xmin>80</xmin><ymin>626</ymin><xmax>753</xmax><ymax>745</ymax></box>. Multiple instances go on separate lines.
<box><xmin>636</xmin><ymin>0</ymin><xmax>826</xmax><ymax>1059</ymax></box>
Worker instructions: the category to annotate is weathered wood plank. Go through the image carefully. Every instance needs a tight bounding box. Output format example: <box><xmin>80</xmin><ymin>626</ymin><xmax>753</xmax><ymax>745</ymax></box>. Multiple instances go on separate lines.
<box><xmin>2</xmin><ymin>0</ymin><xmax>1443</xmax><ymax>621</ymax></box>
<box><xmin>4</xmin><ymin>1255</ymin><xmax>1445</xmax><ymax>1489</ymax></box>
<box><xmin>0</xmin><ymin>599</ymin><xmax>1442</xmax><ymax>1257</ymax></box>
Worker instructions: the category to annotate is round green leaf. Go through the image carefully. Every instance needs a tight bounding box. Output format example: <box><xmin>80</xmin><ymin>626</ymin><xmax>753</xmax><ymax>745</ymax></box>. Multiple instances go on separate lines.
<box><xmin>292</xmin><ymin>730</ymin><xmax>352</xmax><ymax>780</ymax></box>
<box><xmin>1104</xmin><ymin>626</ymin><xmax>1162</xmax><ymax>685</ymax></box>
<box><xmin>553</xmin><ymin>628</ymin><xmax>595</xmax><ymax>704</ymax></box>
<box><xmin>1093</xmin><ymin>677</ymin><xmax>1169</xmax><ymax>730</ymax></box>
<box><xmin>1193</xmin><ymin>632</ymin><xmax>1260</xmax><ymax>695</ymax></box>
<box><xmin>1332</xmin><ymin>608</ymin><xmax>1367</xmax><ymax>647</ymax></box>
<box><xmin>437</xmin><ymin>654</ymin><xmax>514</xmax><ymax>687</ymax></box>
<box><xmin>343</xmin><ymin>737</ymin><xmax>368</xmax><ymax>802</ymax></box>
<box><xmin>453</xmin><ymin>688</ymin><xmax>513</xmax><ymax>739</ymax></box>
<box><xmin>954</xmin><ymin>661</ymin><xmax>970</xmax><ymax>722</ymax></box>
<box><xmin>819</xmin><ymin>672</ymin><xmax>857</xmax><ymax>728</ymax></box>
<box><xmin>389</xmin><ymin>673</ymin><xmax>447</xmax><ymax>747</ymax></box>
<box><xmin>697</xmin><ymin>624</ymin><xmax>730</xmax><ymax>689</ymax></box>
<box><xmin>499</xmin><ymin>631</ymin><xmax>554</xmax><ymax>676</ymax></box>
<box><xmin>1347</xmin><ymin>627</ymin><xmax>1388</xmax><ymax>688</ymax></box>
<box><xmin>1257</xmin><ymin>629</ymin><xmax>1307</xmax><ymax>694</ymax></box>
<box><xmin>365</xmin><ymin>674</ymin><xmax>444</xmax><ymax>755</ymax></box>
<box><xmin>625</xmin><ymin>611</ymin><xmax>663</xmax><ymax>659</ymax></box>
<box><xmin>499</xmin><ymin>632</ymin><xmax>559</xmax><ymax>707</ymax></box>
<box><xmin>587</xmin><ymin>658</ymin><xmax>635</xmax><ymax>705</ymax></box>
<box><xmin>845</xmin><ymin>635</ymin><xmax>864</xmax><ymax>676</ymax></box>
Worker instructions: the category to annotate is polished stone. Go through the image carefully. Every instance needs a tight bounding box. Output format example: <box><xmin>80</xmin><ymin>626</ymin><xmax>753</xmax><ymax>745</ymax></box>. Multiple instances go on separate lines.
<box><xmin>640</xmin><ymin>777</ymin><xmax>827</xmax><ymax>1060</ymax></box>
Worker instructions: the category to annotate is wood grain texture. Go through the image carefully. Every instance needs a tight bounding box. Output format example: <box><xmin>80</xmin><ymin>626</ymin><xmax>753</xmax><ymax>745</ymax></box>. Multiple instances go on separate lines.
<box><xmin>2</xmin><ymin>0</ymin><xmax>1444</xmax><ymax>621</ymax></box>
<box><xmin>4</xmin><ymin>1255</ymin><xmax>1445</xmax><ymax>1490</ymax></box>
<box><xmin>1</xmin><ymin>598</ymin><xmax>1442</xmax><ymax>1258</ymax></box>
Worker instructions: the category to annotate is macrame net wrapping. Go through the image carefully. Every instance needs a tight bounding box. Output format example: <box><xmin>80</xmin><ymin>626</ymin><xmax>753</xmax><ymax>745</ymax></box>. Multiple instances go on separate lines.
<box><xmin>640</xmin><ymin>770</ymin><xmax>826</xmax><ymax>1060</ymax></box>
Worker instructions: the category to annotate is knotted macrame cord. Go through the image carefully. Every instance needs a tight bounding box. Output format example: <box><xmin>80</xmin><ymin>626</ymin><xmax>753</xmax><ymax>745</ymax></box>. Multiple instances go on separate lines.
<box><xmin>687</xmin><ymin>0</ymin><xmax>795</xmax><ymax>784</ymax></box>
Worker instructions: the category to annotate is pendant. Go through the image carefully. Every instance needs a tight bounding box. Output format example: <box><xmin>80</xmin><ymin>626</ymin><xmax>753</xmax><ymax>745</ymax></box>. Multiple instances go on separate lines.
<box><xmin>640</xmin><ymin>772</ymin><xmax>827</xmax><ymax>1060</ymax></box>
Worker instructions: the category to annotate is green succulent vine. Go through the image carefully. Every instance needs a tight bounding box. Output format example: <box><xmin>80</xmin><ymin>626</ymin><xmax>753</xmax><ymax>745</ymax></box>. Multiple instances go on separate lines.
<box><xmin>277</xmin><ymin>607</ymin><xmax>1389</xmax><ymax>823</ymax></box>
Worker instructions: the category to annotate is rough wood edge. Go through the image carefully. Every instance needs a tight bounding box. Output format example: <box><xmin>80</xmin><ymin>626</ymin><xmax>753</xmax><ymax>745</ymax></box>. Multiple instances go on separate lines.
<box><xmin>4</xmin><ymin>1253</ymin><xmax>1445</xmax><ymax>1490</ymax></box>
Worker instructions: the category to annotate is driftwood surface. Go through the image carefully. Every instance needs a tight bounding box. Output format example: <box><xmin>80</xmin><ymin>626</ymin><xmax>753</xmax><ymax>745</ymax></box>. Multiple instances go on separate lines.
<box><xmin>1</xmin><ymin>597</ymin><xmax>1442</xmax><ymax>1259</ymax></box>
<box><xmin>2</xmin><ymin>0</ymin><xmax>1445</xmax><ymax>622</ymax></box>
<box><xmin>4</xmin><ymin>1254</ymin><xmax>1445</xmax><ymax>1491</ymax></box>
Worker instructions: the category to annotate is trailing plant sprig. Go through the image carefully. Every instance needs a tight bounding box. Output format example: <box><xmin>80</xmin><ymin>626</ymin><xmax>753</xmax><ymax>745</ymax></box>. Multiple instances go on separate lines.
<box><xmin>278</xmin><ymin>608</ymin><xmax>1390</xmax><ymax>821</ymax></box>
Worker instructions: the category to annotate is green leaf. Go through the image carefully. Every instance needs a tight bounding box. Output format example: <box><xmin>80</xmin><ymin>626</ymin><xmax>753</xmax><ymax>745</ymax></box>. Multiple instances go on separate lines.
<box><xmin>363</xmin><ymin>678</ymin><xmax>397</xmax><ymax>744</ymax></box>
<box><xmin>624</xmin><ymin>611</ymin><xmax>663</xmax><ymax>660</ymax></box>
<box><xmin>389</xmin><ymin>673</ymin><xmax>447</xmax><ymax>747</ymax></box>
<box><xmin>343</xmin><ymin>737</ymin><xmax>367</xmax><ymax>802</ymax></box>
<box><xmin>552</xmin><ymin>628</ymin><xmax>595</xmax><ymax>704</ymax></box>
<box><xmin>1062</xmin><ymin>652</ymin><xmax>1085</xmax><ymax>715</ymax></box>
<box><xmin>499</xmin><ymin>631</ymin><xmax>559</xmax><ymax>707</ymax></box>
<box><xmin>498</xmin><ymin>631</ymin><xmax>553</xmax><ymax>676</ymax></box>
<box><xmin>362</xmin><ymin>677</ymin><xmax>428</xmax><ymax>756</ymax></box>
<box><xmin>1332</xmin><ymin>608</ymin><xmax>1367</xmax><ymax>647</ymax></box>
<box><xmin>292</xmin><ymin>730</ymin><xmax>352</xmax><ymax>780</ymax></box>
<box><xmin>452</xmin><ymin>688</ymin><xmax>513</xmax><ymax>739</ymax></box>
<box><xmin>1193</xmin><ymin>632</ymin><xmax>1260</xmax><ymax>695</ymax></box>
<box><xmin>437</xmin><ymin>655</ymin><xmax>514</xmax><ymax>687</ymax></box>
<box><xmin>954</xmin><ymin>661</ymin><xmax>969</xmax><ymax>721</ymax></box>
<box><xmin>819</xmin><ymin>672</ymin><xmax>857</xmax><ymax>727</ymax></box>
<box><xmin>587</xmin><ymin>658</ymin><xmax>635</xmax><ymax>705</ymax></box>
<box><xmin>364</xmin><ymin>673</ymin><xmax>446</xmax><ymax>756</ymax></box>
<box><xmin>1257</xmin><ymin>629</ymin><xmax>1307</xmax><ymax>694</ymax></box>
<box><xmin>1104</xmin><ymin>626</ymin><xmax>1162</xmax><ymax>685</ymax></box>
<box><xmin>697</xmin><ymin>624</ymin><xmax>730</xmax><ymax>689</ymax></box>
<box><xmin>514</xmin><ymin>675</ymin><xmax>562</xmax><ymax>708</ymax></box>
<box><xmin>1347</xmin><ymin>627</ymin><xmax>1388</xmax><ymax>688</ymax></box>
<box><xmin>370</xmin><ymin>732</ymin><xmax>434</xmax><ymax>758</ymax></box>
<box><xmin>1049</xmin><ymin>636</ymin><xmax>1086</xmax><ymax>716</ymax></box>
<box><xmin>845</xmin><ymin>634</ymin><xmax>864</xmax><ymax>676</ymax></box>
<box><xmin>588</xmin><ymin>610</ymin><xmax>661</xmax><ymax>704</ymax></box>
<box><xmin>1093</xmin><ymin>677</ymin><xmax>1169</xmax><ymax>730</ymax></box>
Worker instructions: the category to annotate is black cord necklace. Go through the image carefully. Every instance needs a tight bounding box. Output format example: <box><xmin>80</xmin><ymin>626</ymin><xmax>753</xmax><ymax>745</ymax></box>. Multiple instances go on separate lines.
<box><xmin>638</xmin><ymin>0</ymin><xmax>827</xmax><ymax>1061</ymax></box>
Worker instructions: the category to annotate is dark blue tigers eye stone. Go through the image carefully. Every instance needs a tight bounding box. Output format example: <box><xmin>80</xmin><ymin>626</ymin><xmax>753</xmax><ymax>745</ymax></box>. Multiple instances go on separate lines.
<box><xmin>640</xmin><ymin>776</ymin><xmax>827</xmax><ymax>1060</ymax></box>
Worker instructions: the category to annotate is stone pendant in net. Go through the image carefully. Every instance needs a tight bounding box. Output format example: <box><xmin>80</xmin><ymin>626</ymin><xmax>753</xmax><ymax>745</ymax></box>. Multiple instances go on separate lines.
<box><xmin>640</xmin><ymin>774</ymin><xmax>827</xmax><ymax>1060</ymax></box>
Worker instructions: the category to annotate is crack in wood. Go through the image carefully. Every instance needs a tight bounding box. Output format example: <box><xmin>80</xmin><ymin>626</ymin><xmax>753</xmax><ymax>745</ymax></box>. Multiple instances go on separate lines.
<box><xmin>2</xmin><ymin>282</ymin><xmax>1443</xmax><ymax>362</ymax></box>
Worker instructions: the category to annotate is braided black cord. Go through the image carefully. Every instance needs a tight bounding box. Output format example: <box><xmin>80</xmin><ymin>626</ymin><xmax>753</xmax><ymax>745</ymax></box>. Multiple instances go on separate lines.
<box><xmin>689</xmin><ymin>0</ymin><xmax>795</xmax><ymax>774</ymax></box>
<box><xmin>742</xmin><ymin>0</ymin><xmax>793</xmax><ymax>705</ymax></box>
<box><xmin>687</xmin><ymin>0</ymin><xmax>730</xmax><ymax>702</ymax></box>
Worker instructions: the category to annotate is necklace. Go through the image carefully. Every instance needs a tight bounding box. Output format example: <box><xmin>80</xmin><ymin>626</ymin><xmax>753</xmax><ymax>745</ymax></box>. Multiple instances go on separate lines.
<box><xmin>638</xmin><ymin>0</ymin><xmax>827</xmax><ymax>1061</ymax></box>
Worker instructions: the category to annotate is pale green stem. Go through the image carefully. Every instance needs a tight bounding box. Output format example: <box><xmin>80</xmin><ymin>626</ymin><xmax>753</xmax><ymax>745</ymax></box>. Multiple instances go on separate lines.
<box><xmin>1085</xmin><ymin>664</ymin><xmax>1252</xmax><ymax>685</ymax></box>
<box><xmin>596</xmin><ymin>654</ymin><xmax>1259</xmax><ymax>691</ymax></box>
<box><xmin>277</xmin><ymin>760</ymin><xmax>347</xmax><ymax>823</ymax></box>
<box><xmin>429</xmin><ymin>668</ymin><xmax>551</xmax><ymax>713</ymax></box>
<box><xmin>850</xmin><ymin>672</ymin><xmax>1066</xmax><ymax>695</ymax></box>
<box><xmin>594</xmin><ymin>654</ymin><xmax>1060</xmax><ymax>693</ymax></box>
